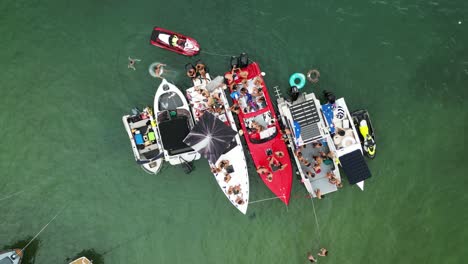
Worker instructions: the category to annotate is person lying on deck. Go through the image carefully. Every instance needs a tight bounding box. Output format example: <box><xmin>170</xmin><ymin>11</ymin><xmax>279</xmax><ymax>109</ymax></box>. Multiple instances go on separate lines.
<box><xmin>195</xmin><ymin>62</ymin><xmax>209</xmax><ymax>81</ymax></box>
<box><xmin>235</xmin><ymin>195</ymin><xmax>245</xmax><ymax>205</ymax></box>
<box><xmin>268</xmin><ymin>156</ymin><xmax>287</xmax><ymax>171</ymax></box>
<box><xmin>230</xmin><ymin>104</ymin><xmax>241</xmax><ymax>115</ymax></box>
<box><xmin>256</xmin><ymin>166</ymin><xmax>273</xmax><ymax>182</ymax></box>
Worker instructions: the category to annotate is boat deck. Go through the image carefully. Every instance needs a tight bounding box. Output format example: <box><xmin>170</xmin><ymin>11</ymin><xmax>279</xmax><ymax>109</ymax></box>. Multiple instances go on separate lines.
<box><xmin>298</xmin><ymin>142</ymin><xmax>340</xmax><ymax>196</ymax></box>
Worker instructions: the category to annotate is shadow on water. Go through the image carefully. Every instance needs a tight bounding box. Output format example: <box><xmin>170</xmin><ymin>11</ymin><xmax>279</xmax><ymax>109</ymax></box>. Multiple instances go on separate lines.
<box><xmin>248</xmin><ymin>212</ymin><xmax>256</xmax><ymax>220</ymax></box>
<box><xmin>66</xmin><ymin>249</ymin><xmax>104</xmax><ymax>264</ymax></box>
<box><xmin>2</xmin><ymin>237</ymin><xmax>40</xmax><ymax>264</ymax></box>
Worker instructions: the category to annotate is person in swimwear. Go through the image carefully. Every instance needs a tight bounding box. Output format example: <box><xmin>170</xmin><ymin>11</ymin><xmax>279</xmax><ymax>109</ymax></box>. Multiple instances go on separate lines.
<box><xmin>307</xmin><ymin>252</ymin><xmax>317</xmax><ymax>263</ymax></box>
<box><xmin>154</xmin><ymin>63</ymin><xmax>166</xmax><ymax>79</ymax></box>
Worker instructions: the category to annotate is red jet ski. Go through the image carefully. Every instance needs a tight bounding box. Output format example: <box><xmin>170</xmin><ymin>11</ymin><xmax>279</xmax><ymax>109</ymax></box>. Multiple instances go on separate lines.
<box><xmin>150</xmin><ymin>27</ymin><xmax>200</xmax><ymax>56</ymax></box>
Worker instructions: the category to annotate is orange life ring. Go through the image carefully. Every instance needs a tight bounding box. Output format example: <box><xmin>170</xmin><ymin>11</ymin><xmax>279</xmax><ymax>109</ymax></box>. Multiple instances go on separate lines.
<box><xmin>307</xmin><ymin>69</ymin><xmax>320</xmax><ymax>83</ymax></box>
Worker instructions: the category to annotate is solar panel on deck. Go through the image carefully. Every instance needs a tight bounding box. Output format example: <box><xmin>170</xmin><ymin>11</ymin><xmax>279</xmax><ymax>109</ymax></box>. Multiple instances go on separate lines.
<box><xmin>339</xmin><ymin>150</ymin><xmax>372</xmax><ymax>184</ymax></box>
<box><xmin>290</xmin><ymin>100</ymin><xmax>322</xmax><ymax>140</ymax></box>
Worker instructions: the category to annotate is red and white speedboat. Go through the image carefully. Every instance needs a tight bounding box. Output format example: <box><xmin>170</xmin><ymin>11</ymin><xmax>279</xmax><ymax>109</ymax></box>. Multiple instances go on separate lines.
<box><xmin>226</xmin><ymin>62</ymin><xmax>292</xmax><ymax>205</ymax></box>
<box><xmin>150</xmin><ymin>27</ymin><xmax>200</xmax><ymax>56</ymax></box>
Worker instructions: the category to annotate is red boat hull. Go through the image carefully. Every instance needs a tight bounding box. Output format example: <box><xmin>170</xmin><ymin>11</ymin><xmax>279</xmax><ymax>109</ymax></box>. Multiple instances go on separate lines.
<box><xmin>227</xmin><ymin>62</ymin><xmax>292</xmax><ymax>205</ymax></box>
<box><xmin>150</xmin><ymin>27</ymin><xmax>200</xmax><ymax>56</ymax></box>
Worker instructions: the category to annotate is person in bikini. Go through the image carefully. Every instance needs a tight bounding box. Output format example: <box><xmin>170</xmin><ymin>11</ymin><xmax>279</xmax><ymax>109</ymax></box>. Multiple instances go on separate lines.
<box><xmin>154</xmin><ymin>63</ymin><xmax>166</xmax><ymax>79</ymax></box>
<box><xmin>268</xmin><ymin>156</ymin><xmax>287</xmax><ymax>171</ymax></box>
<box><xmin>256</xmin><ymin>166</ymin><xmax>273</xmax><ymax>182</ymax></box>
<box><xmin>230</xmin><ymin>104</ymin><xmax>241</xmax><ymax>115</ymax></box>
<box><xmin>186</xmin><ymin>63</ymin><xmax>197</xmax><ymax>79</ymax></box>
<box><xmin>224</xmin><ymin>173</ymin><xmax>232</xmax><ymax>183</ymax></box>
<box><xmin>274</xmin><ymin>151</ymin><xmax>285</xmax><ymax>158</ymax></box>
<box><xmin>235</xmin><ymin>195</ymin><xmax>245</xmax><ymax>205</ymax></box>
<box><xmin>218</xmin><ymin>160</ymin><xmax>230</xmax><ymax>170</ymax></box>
<box><xmin>232</xmin><ymin>185</ymin><xmax>241</xmax><ymax>195</ymax></box>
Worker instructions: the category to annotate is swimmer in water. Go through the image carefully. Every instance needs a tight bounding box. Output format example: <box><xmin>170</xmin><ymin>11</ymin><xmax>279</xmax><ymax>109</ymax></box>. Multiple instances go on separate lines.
<box><xmin>154</xmin><ymin>63</ymin><xmax>166</xmax><ymax>79</ymax></box>
<box><xmin>128</xmin><ymin>57</ymin><xmax>141</xmax><ymax>70</ymax></box>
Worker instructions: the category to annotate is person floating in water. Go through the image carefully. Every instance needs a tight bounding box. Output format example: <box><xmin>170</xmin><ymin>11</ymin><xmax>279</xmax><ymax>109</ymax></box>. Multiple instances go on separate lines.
<box><xmin>128</xmin><ymin>57</ymin><xmax>141</xmax><ymax>70</ymax></box>
<box><xmin>154</xmin><ymin>63</ymin><xmax>166</xmax><ymax>79</ymax></box>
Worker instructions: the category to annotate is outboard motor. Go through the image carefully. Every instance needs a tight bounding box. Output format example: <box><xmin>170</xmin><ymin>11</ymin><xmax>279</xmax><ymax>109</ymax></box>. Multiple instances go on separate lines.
<box><xmin>290</xmin><ymin>86</ymin><xmax>300</xmax><ymax>102</ymax></box>
<box><xmin>323</xmin><ymin>90</ymin><xmax>336</xmax><ymax>104</ymax></box>
<box><xmin>238</xmin><ymin>52</ymin><xmax>249</xmax><ymax>68</ymax></box>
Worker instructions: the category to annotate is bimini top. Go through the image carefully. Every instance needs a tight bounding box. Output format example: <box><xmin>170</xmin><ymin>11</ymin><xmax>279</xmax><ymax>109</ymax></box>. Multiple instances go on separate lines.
<box><xmin>339</xmin><ymin>149</ymin><xmax>372</xmax><ymax>185</ymax></box>
<box><xmin>158</xmin><ymin>116</ymin><xmax>194</xmax><ymax>155</ymax></box>
<box><xmin>290</xmin><ymin>100</ymin><xmax>322</xmax><ymax>144</ymax></box>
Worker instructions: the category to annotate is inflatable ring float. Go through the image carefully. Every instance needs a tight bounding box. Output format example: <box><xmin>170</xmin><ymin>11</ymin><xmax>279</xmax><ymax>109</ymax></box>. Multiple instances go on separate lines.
<box><xmin>289</xmin><ymin>73</ymin><xmax>306</xmax><ymax>89</ymax></box>
<box><xmin>149</xmin><ymin>62</ymin><xmax>164</xmax><ymax>78</ymax></box>
<box><xmin>307</xmin><ymin>69</ymin><xmax>320</xmax><ymax>83</ymax></box>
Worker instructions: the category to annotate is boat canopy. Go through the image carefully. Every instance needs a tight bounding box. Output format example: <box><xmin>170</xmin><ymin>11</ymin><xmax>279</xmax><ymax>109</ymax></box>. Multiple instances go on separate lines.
<box><xmin>338</xmin><ymin>149</ymin><xmax>372</xmax><ymax>185</ymax></box>
<box><xmin>158</xmin><ymin>117</ymin><xmax>194</xmax><ymax>155</ymax></box>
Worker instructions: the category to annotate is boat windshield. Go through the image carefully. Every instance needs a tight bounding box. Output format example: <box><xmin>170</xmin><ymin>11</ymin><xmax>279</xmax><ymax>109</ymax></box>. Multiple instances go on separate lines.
<box><xmin>158</xmin><ymin>92</ymin><xmax>184</xmax><ymax>110</ymax></box>
<box><xmin>0</xmin><ymin>257</ymin><xmax>14</xmax><ymax>264</ymax></box>
<box><xmin>244</xmin><ymin>111</ymin><xmax>278</xmax><ymax>144</ymax></box>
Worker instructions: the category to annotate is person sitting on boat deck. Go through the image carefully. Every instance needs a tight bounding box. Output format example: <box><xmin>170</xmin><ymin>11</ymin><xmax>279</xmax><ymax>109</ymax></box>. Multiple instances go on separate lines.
<box><xmin>230</xmin><ymin>64</ymin><xmax>249</xmax><ymax>80</ymax></box>
<box><xmin>253</xmin><ymin>76</ymin><xmax>263</xmax><ymax>87</ymax></box>
<box><xmin>227</xmin><ymin>186</ymin><xmax>234</xmax><ymax>195</ymax></box>
<box><xmin>336</xmin><ymin>180</ymin><xmax>343</xmax><ymax>188</ymax></box>
<box><xmin>306</xmin><ymin>170</ymin><xmax>315</xmax><ymax>178</ymax></box>
<box><xmin>218</xmin><ymin>160</ymin><xmax>230</xmax><ymax>170</ymax></box>
<box><xmin>251</xmin><ymin>86</ymin><xmax>264</xmax><ymax>97</ymax></box>
<box><xmin>210</xmin><ymin>166</ymin><xmax>221</xmax><ymax>174</ymax></box>
<box><xmin>195</xmin><ymin>61</ymin><xmax>209</xmax><ymax>80</ymax></box>
<box><xmin>268</xmin><ymin>156</ymin><xmax>287</xmax><ymax>171</ymax></box>
<box><xmin>233</xmin><ymin>184</ymin><xmax>241</xmax><ymax>195</ymax></box>
<box><xmin>224</xmin><ymin>173</ymin><xmax>232</xmax><ymax>183</ymax></box>
<box><xmin>235</xmin><ymin>195</ymin><xmax>245</xmax><ymax>205</ymax></box>
<box><xmin>250</xmin><ymin>121</ymin><xmax>264</xmax><ymax>133</ymax></box>
<box><xmin>315</xmin><ymin>188</ymin><xmax>323</xmax><ymax>199</ymax></box>
<box><xmin>313</xmin><ymin>155</ymin><xmax>323</xmax><ymax>165</ymax></box>
<box><xmin>230</xmin><ymin>104</ymin><xmax>241</xmax><ymax>115</ymax></box>
<box><xmin>312</xmin><ymin>141</ymin><xmax>323</xmax><ymax>149</ymax></box>
<box><xmin>274</xmin><ymin>151</ymin><xmax>285</xmax><ymax>158</ymax></box>
<box><xmin>186</xmin><ymin>64</ymin><xmax>197</xmax><ymax>79</ymax></box>
<box><xmin>256</xmin><ymin>96</ymin><xmax>267</xmax><ymax>109</ymax></box>
<box><xmin>313</xmin><ymin>163</ymin><xmax>321</xmax><ymax>174</ymax></box>
<box><xmin>280</xmin><ymin>128</ymin><xmax>291</xmax><ymax>143</ymax></box>
<box><xmin>230</xmin><ymin>86</ymin><xmax>240</xmax><ymax>100</ymax></box>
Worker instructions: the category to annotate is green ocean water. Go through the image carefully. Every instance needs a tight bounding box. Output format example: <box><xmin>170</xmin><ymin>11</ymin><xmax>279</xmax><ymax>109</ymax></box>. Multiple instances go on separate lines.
<box><xmin>1</xmin><ymin>0</ymin><xmax>467</xmax><ymax>263</ymax></box>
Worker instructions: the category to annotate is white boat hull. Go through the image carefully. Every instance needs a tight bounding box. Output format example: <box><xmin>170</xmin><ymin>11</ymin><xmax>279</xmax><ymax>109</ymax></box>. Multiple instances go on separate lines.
<box><xmin>154</xmin><ymin>79</ymin><xmax>200</xmax><ymax>165</ymax></box>
<box><xmin>186</xmin><ymin>84</ymin><xmax>250</xmax><ymax>214</ymax></box>
<box><xmin>0</xmin><ymin>250</ymin><xmax>21</xmax><ymax>264</ymax></box>
<box><xmin>122</xmin><ymin>111</ymin><xmax>163</xmax><ymax>174</ymax></box>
